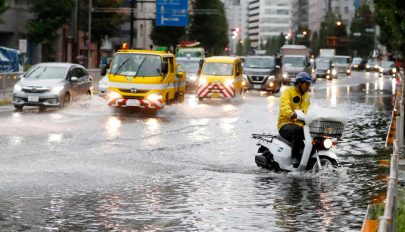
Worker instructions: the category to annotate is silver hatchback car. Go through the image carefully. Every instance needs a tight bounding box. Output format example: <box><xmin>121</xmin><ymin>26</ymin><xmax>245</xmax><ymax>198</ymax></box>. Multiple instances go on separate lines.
<box><xmin>13</xmin><ymin>62</ymin><xmax>93</xmax><ymax>111</ymax></box>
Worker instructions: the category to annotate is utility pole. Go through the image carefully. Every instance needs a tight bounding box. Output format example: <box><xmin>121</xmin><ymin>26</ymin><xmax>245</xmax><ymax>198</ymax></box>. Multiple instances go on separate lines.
<box><xmin>130</xmin><ymin>0</ymin><xmax>135</xmax><ymax>48</ymax></box>
<box><xmin>88</xmin><ymin>0</ymin><xmax>92</xmax><ymax>68</ymax></box>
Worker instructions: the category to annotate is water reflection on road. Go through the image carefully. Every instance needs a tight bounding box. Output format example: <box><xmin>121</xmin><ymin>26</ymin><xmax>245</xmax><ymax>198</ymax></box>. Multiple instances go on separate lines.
<box><xmin>0</xmin><ymin>72</ymin><xmax>395</xmax><ymax>231</ymax></box>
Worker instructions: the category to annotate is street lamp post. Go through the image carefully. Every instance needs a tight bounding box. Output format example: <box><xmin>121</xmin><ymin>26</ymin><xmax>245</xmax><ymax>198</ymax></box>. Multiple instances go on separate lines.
<box><xmin>88</xmin><ymin>0</ymin><xmax>92</xmax><ymax>68</ymax></box>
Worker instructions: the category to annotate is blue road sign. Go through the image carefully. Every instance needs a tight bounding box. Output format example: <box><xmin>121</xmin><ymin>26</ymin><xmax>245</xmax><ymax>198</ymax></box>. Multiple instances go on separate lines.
<box><xmin>156</xmin><ymin>0</ymin><xmax>188</xmax><ymax>27</ymax></box>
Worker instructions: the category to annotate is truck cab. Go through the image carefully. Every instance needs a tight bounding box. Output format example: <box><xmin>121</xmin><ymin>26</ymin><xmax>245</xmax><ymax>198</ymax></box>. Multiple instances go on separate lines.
<box><xmin>197</xmin><ymin>56</ymin><xmax>243</xmax><ymax>101</ymax></box>
<box><xmin>105</xmin><ymin>49</ymin><xmax>185</xmax><ymax>111</ymax></box>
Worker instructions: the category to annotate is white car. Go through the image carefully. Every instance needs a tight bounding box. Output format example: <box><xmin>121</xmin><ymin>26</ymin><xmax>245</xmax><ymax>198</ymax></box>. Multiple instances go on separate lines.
<box><xmin>98</xmin><ymin>75</ymin><xmax>109</xmax><ymax>97</ymax></box>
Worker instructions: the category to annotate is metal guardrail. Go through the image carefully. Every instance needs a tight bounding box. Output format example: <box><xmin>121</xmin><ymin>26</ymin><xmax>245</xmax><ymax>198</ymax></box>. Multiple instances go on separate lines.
<box><xmin>379</xmin><ymin>72</ymin><xmax>404</xmax><ymax>232</ymax></box>
<box><xmin>378</xmin><ymin>138</ymin><xmax>400</xmax><ymax>231</ymax></box>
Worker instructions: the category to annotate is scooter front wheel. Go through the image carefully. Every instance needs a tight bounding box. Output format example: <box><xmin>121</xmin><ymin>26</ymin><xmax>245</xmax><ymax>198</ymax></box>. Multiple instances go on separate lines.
<box><xmin>308</xmin><ymin>156</ymin><xmax>338</xmax><ymax>173</ymax></box>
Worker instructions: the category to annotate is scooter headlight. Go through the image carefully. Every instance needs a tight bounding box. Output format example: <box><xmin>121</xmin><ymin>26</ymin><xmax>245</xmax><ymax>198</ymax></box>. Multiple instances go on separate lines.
<box><xmin>323</xmin><ymin>138</ymin><xmax>333</xmax><ymax>149</ymax></box>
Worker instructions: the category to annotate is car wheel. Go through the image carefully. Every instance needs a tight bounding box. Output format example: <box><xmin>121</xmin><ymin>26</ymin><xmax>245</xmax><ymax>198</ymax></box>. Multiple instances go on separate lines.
<box><xmin>60</xmin><ymin>93</ymin><xmax>70</xmax><ymax>108</ymax></box>
<box><xmin>14</xmin><ymin>105</ymin><xmax>23</xmax><ymax>111</ymax></box>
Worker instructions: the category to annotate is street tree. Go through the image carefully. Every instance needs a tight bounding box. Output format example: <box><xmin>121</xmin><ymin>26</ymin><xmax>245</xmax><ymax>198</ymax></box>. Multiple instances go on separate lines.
<box><xmin>374</xmin><ymin>0</ymin><xmax>405</xmax><ymax>64</ymax></box>
<box><xmin>310</xmin><ymin>31</ymin><xmax>319</xmax><ymax>56</ymax></box>
<box><xmin>150</xmin><ymin>23</ymin><xmax>185</xmax><ymax>50</ymax></box>
<box><xmin>0</xmin><ymin>0</ymin><xmax>8</xmax><ymax>23</ymax></box>
<box><xmin>77</xmin><ymin>0</ymin><xmax>124</xmax><ymax>61</ymax></box>
<box><xmin>318</xmin><ymin>11</ymin><xmax>337</xmax><ymax>49</ymax></box>
<box><xmin>189</xmin><ymin>0</ymin><xmax>229</xmax><ymax>56</ymax></box>
<box><xmin>349</xmin><ymin>4</ymin><xmax>375</xmax><ymax>58</ymax></box>
<box><xmin>26</xmin><ymin>0</ymin><xmax>74</xmax><ymax>61</ymax></box>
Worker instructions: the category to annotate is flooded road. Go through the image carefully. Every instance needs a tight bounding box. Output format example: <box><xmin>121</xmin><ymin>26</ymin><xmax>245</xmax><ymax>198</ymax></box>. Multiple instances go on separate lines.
<box><xmin>0</xmin><ymin>71</ymin><xmax>395</xmax><ymax>231</ymax></box>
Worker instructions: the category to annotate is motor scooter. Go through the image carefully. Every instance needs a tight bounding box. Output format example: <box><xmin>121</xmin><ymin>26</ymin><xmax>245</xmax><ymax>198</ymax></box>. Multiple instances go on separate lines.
<box><xmin>253</xmin><ymin>106</ymin><xmax>346</xmax><ymax>172</ymax></box>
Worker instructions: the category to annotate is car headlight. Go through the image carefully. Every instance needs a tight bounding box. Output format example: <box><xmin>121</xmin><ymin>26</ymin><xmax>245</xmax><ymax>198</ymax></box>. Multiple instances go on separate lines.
<box><xmin>332</xmin><ymin>69</ymin><xmax>337</xmax><ymax>75</ymax></box>
<box><xmin>225</xmin><ymin>79</ymin><xmax>234</xmax><ymax>86</ymax></box>
<box><xmin>282</xmin><ymin>73</ymin><xmax>288</xmax><ymax>78</ymax></box>
<box><xmin>374</xmin><ymin>65</ymin><xmax>378</xmax><ymax>69</ymax></box>
<box><xmin>14</xmin><ymin>83</ymin><xmax>22</xmax><ymax>91</ymax></box>
<box><xmin>51</xmin><ymin>85</ymin><xmax>65</xmax><ymax>93</ymax></box>
<box><xmin>393</xmin><ymin>68</ymin><xmax>397</xmax><ymax>73</ymax></box>
<box><xmin>366</xmin><ymin>65</ymin><xmax>370</xmax><ymax>68</ymax></box>
<box><xmin>189</xmin><ymin>75</ymin><xmax>197</xmax><ymax>82</ymax></box>
<box><xmin>147</xmin><ymin>93</ymin><xmax>162</xmax><ymax>102</ymax></box>
<box><xmin>327</xmin><ymin>69</ymin><xmax>331</xmax><ymax>74</ymax></box>
<box><xmin>268</xmin><ymin>75</ymin><xmax>275</xmax><ymax>81</ymax></box>
<box><xmin>379</xmin><ymin>67</ymin><xmax>384</xmax><ymax>72</ymax></box>
<box><xmin>107</xmin><ymin>91</ymin><xmax>122</xmax><ymax>101</ymax></box>
<box><xmin>323</xmin><ymin>138</ymin><xmax>333</xmax><ymax>149</ymax></box>
<box><xmin>199</xmin><ymin>77</ymin><xmax>208</xmax><ymax>85</ymax></box>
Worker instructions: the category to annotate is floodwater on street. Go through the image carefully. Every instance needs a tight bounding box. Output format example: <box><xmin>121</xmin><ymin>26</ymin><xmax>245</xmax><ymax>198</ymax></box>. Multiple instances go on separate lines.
<box><xmin>0</xmin><ymin>71</ymin><xmax>396</xmax><ymax>231</ymax></box>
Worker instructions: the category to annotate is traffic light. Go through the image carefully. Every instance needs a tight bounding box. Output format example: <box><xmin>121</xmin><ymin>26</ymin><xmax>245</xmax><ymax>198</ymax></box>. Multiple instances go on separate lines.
<box><xmin>231</xmin><ymin>27</ymin><xmax>241</xmax><ymax>39</ymax></box>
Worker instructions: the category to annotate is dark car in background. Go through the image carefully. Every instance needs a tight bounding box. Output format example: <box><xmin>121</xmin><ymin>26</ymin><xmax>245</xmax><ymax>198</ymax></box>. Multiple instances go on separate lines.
<box><xmin>334</xmin><ymin>55</ymin><xmax>352</xmax><ymax>75</ymax></box>
<box><xmin>176</xmin><ymin>57</ymin><xmax>201</xmax><ymax>92</ymax></box>
<box><xmin>13</xmin><ymin>62</ymin><xmax>93</xmax><ymax>111</ymax></box>
<box><xmin>242</xmin><ymin>56</ymin><xmax>282</xmax><ymax>94</ymax></box>
<box><xmin>351</xmin><ymin>57</ymin><xmax>366</xmax><ymax>70</ymax></box>
<box><xmin>315</xmin><ymin>57</ymin><xmax>336</xmax><ymax>80</ymax></box>
<box><xmin>379</xmin><ymin>61</ymin><xmax>397</xmax><ymax>77</ymax></box>
<box><xmin>366</xmin><ymin>59</ymin><xmax>380</xmax><ymax>72</ymax></box>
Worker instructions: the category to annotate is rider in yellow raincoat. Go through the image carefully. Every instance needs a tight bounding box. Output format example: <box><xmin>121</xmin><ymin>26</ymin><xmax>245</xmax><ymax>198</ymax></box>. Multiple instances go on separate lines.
<box><xmin>277</xmin><ymin>72</ymin><xmax>312</xmax><ymax>168</ymax></box>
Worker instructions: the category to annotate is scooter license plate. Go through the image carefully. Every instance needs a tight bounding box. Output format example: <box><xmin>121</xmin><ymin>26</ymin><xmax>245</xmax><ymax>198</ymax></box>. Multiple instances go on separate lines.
<box><xmin>126</xmin><ymin>100</ymin><xmax>140</xmax><ymax>106</ymax></box>
<box><xmin>28</xmin><ymin>96</ymin><xmax>39</xmax><ymax>102</ymax></box>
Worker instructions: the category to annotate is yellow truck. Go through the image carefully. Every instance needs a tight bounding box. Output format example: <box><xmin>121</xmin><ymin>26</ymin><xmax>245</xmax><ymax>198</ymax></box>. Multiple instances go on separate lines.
<box><xmin>197</xmin><ymin>56</ymin><xmax>243</xmax><ymax>101</ymax></box>
<box><xmin>103</xmin><ymin>48</ymin><xmax>186</xmax><ymax>111</ymax></box>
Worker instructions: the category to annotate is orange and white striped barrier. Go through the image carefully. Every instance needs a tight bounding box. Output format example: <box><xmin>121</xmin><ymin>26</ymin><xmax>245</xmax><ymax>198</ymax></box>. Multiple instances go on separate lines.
<box><xmin>108</xmin><ymin>98</ymin><xmax>164</xmax><ymax>109</ymax></box>
<box><xmin>197</xmin><ymin>82</ymin><xmax>235</xmax><ymax>98</ymax></box>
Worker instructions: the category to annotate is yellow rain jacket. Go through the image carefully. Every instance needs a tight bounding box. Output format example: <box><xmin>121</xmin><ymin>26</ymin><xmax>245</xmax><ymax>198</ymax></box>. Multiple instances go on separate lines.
<box><xmin>277</xmin><ymin>86</ymin><xmax>310</xmax><ymax>130</ymax></box>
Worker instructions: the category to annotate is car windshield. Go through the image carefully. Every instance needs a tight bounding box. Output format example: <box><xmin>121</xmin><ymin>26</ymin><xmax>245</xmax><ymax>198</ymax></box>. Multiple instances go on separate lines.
<box><xmin>177</xmin><ymin>60</ymin><xmax>200</xmax><ymax>74</ymax></box>
<box><xmin>352</xmin><ymin>58</ymin><xmax>362</xmax><ymax>64</ymax></box>
<box><xmin>244</xmin><ymin>57</ymin><xmax>275</xmax><ymax>69</ymax></box>
<box><xmin>283</xmin><ymin>57</ymin><xmax>305</xmax><ymax>67</ymax></box>
<box><xmin>25</xmin><ymin>66</ymin><xmax>67</xmax><ymax>80</ymax></box>
<box><xmin>202</xmin><ymin>62</ymin><xmax>233</xmax><ymax>76</ymax></box>
<box><xmin>368</xmin><ymin>60</ymin><xmax>378</xmax><ymax>65</ymax></box>
<box><xmin>334</xmin><ymin>57</ymin><xmax>350</xmax><ymax>64</ymax></box>
<box><xmin>110</xmin><ymin>53</ymin><xmax>161</xmax><ymax>76</ymax></box>
<box><xmin>315</xmin><ymin>60</ymin><xmax>330</xmax><ymax>69</ymax></box>
<box><xmin>381</xmin><ymin>61</ymin><xmax>394</xmax><ymax>68</ymax></box>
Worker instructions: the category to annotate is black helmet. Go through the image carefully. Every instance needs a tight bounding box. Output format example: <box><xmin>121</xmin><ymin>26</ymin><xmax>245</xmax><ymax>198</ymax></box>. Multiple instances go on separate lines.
<box><xmin>295</xmin><ymin>72</ymin><xmax>312</xmax><ymax>84</ymax></box>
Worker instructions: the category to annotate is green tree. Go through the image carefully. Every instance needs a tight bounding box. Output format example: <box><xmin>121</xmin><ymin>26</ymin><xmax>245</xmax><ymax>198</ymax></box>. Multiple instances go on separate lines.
<box><xmin>242</xmin><ymin>38</ymin><xmax>251</xmax><ymax>55</ymax></box>
<box><xmin>236</xmin><ymin>39</ymin><xmax>243</xmax><ymax>55</ymax></box>
<box><xmin>318</xmin><ymin>11</ymin><xmax>337</xmax><ymax>49</ymax></box>
<box><xmin>27</xmin><ymin>0</ymin><xmax>74</xmax><ymax>61</ymax></box>
<box><xmin>190</xmin><ymin>0</ymin><xmax>229</xmax><ymax>56</ymax></box>
<box><xmin>150</xmin><ymin>23</ymin><xmax>185</xmax><ymax>49</ymax></box>
<box><xmin>77</xmin><ymin>0</ymin><xmax>124</xmax><ymax>48</ymax></box>
<box><xmin>375</xmin><ymin>0</ymin><xmax>405</xmax><ymax>73</ymax></box>
<box><xmin>310</xmin><ymin>31</ymin><xmax>319</xmax><ymax>56</ymax></box>
<box><xmin>349</xmin><ymin>4</ymin><xmax>375</xmax><ymax>58</ymax></box>
<box><xmin>277</xmin><ymin>33</ymin><xmax>286</xmax><ymax>51</ymax></box>
<box><xmin>0</xmin><ymin>0</ymin><xmax>8</xmax><ymax>23</ymax></box>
